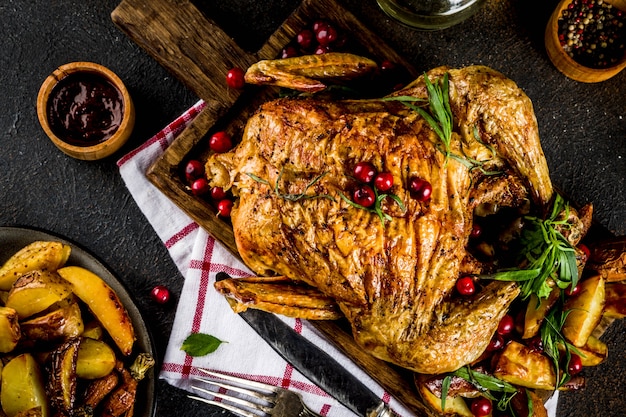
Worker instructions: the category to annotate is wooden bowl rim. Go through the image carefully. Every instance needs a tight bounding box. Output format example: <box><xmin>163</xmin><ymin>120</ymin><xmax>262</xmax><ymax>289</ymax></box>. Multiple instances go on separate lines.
<box><xmin>36</xmin><ymin>61</ymin><xmax>135</xmax><ymax>160</ymax></box>
<box><xmin>545</xmin><ymin>0</ymin><xmax>626</xmax><ymax>82</ymax></box>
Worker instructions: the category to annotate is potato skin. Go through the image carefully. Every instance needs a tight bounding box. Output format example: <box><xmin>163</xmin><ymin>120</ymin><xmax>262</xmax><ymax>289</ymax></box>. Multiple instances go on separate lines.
<box><xmin>20</xmin><ymin>298</ymin><xmax>84</xmax><ymax>342</ymax></box>
<box><xmin>76</xmin><ymin>338</ymin><xmax>116</xmax><ymax>380</ymax></box>
<box><xmin>5</xmin><ymin>270</ymin><xmax>72</xmax><ymax>319</ymax></box>
<box><xmin>47</xmin><ymin>338</ymin><xmax>80</xmax><ymax>416</ymax></box>
<box><xmin>0</xmin><ymin>241</ymin><xmax>71</xmax><ymax>291</ymax></box>
<box><xmin>0</xmin><ymin>306</ymin><xmax>20</xmax><ymax>353</ymax></box>
<box><xmin>1</xmin><ymin>353</ymin><xmax>49</xmax><ymax>417</ymax></box>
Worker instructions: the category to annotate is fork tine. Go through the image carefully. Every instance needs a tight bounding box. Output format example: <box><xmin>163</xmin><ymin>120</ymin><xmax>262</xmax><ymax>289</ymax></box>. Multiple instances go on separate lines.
<box><xmin>190</xmin><ymin>382</ymin><xmax>272</xmax><ymax>414</ymax></box>
<box><xmin>197</xmin><ymin>369</ymin><xmax>280</xmax><ymax>393</ymax></box>
<box><xmin>187</xmin><ymin>394</ymin><xmax>260</xmax><ymax>417</ymax></box>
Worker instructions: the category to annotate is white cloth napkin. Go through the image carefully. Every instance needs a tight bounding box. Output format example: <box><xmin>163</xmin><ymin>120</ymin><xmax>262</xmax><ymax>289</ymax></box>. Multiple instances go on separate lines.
<box><xmin>117</xmin><ymin>100</ymin><xmax>558</xmax><ymax>417</ymax></box>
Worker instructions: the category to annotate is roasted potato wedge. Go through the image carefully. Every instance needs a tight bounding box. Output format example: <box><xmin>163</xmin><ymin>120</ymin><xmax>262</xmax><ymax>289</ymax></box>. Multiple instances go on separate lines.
<box><xmin>576</xmin><ymin>335</ymin><xmax>608</xmax><ymax>366</ymax></box>
<box><xmin>493</xmin><ymin>341</ymin><xmax>556</xmax><ymax>390</ymax></box>
<box><xmin>522</xmin><ymin>286</ymin><xmax>560</xmax><ymax>339</ymax></box>
<box><xmin>562</xmin><ymin>275</ymin><xmax>606</xmax><ymax>347</ymax></box>
<box><xmin>81</xmin><ymin>320</ymin><xmax>105</xmax><ymax>340</ymax></box>
<box><xmin>415</xmin><ymin>374</ymin><xmax>474</xmax><ymax>416</ymax></box>
<box><xmin>76</xmin><ymin>338</ymin><xmax>116</xmax><ymax>380</ymax></box>
<box><xmin>57</xmin><ymin>266</ymin><xmax>135</xmax><ymax>355</ymax></box>
<box><xmin>5</xmin><ymin>270</ymin><xmax>72</xmax><ymax>319</ymax></box>
<box><xmin>0</xmin><ymin>306</ymin><xmax>19</xmax><ymax>353</ymax></box>
<box><xmin>47</xmin><ymin>338</ymin><xmax>80</xmax><ymax>415</ymax></box>
<box><xmin>1</xmin><ymin>353</ymin><xmax>49</xmax><ymax>417</ymax></box>
<box><xmin>0</xmin><ymin>241</ymin><xmax>71</xmax><ymax>291</ymax></box>
<box><xmin>603</xmin><ymin>282</ymin><xmax>626</xmax><ymax>319</ymax></box>
<box><xmin>20</xmin><ymin>297</ymin><xmax>84</xmax><ymax>342</ymax></box>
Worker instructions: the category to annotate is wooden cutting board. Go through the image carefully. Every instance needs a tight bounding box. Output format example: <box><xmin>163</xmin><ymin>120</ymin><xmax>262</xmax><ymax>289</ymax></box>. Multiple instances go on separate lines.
<box><xmin>111</xmin><ymin>0</ymin><xmax>432</xmax><ymax>414</ymax></box>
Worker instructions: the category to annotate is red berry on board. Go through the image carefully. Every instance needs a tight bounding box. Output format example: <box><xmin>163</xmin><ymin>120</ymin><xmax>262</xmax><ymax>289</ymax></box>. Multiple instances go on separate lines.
<box><xmin>191</xmin><ymin>178</ymin><xmax>210</xmax><ymax>196</ymax></box>
<box><xmin>353</xmin><ymin>185</ymin><xmax>376</xmax><ymax>208</ymax></box>
<box><xmin>296</xmin><ymin>29</ymin><xmax>314</xmax><ymax>50</ymax></box>
<box><xmin>217</xmin><ymin>199</ymin><xmax>234</xmax><ymax>217</ymax></box>
<box><xmin>527</xmin><ymin>335</ymin><xmax>544</xmax><ymax>352</ymax></box>
<box><xmin>185</xmin><ymin>159</ymin><xmax>204</xmax><ymax>182</ymax></box>
<box><xmin>497</xmin><ymin>314</ymin><xmax>515</xmax><ymax>336</ymax></box>
<box><xmin>456</xmin><ymin>276</ymin><xmax>475</xmax><ymax>296</ymax></box>
<box><xmin>316</xmin><ymin>24</ymin><xmax>337</xmax><ymax>46</ymax></box>
<box><xmin>380</xmin><ymin>60</ymin><xmax>396</xmax><ymax>71</ymax></box>
<box><xmin>281</xmin><ymin>45</ymin><xmax>298</xmax><ymax>59</ymax></box>
<box><xmin>486</xmin><ymin>334</ymin><xmax>505</xmax><ymax>352</ymax></box>
<box><xmin>151</xmin><ymin>285</ymin><xmax>170</xmax><ymax>304</ymax></box>
<box><xmin>470</xmin><ymin>223</ymin><xmax>482</xmax><ymax>239</ymax></box>
<box><xmin>210</xmin><ymin>186</ymin><xmax>227</xmax><ymax>201</ymax></box>
<box><xmin>314</xmin><ymin>45</ymin><xmax>330</xmax><ymax>55</ymax></box>
<box><xmin>353</xmin><ymin>161</ymin><xmax>377</xmax><ymax>184</ymax></box>
<box><xmin>312</xmin><ymin>20</ymin><xmax>328</xmax><ymax>34</ymax></box>
<box><xmin>409</xmin><ymin>177</ymin><xmax>432</xmax><ymax>202</ymax></box>
<box><xmin>568</xmin><ymin>353</ymin><xmax>583</xmax><ymax>375</ymax></box>
<box><xmin>209</xmin><ymin>131</ymin><xmax>233</xmax><ymax>153</ymax></box>
<box><xmin>470</xmin><ymin>397</ymin><xmax>492</xmax><ymax>417</ymax></box>
<box><xmin>374</xmin><ymin>172</ymin><xmax>393</xmax><ymax>192</ymax></box>
<box><xmin>226</xmin><ymin>67</ymin><xmax>245</xmax><ymax>89</ymax></box>
<box><xmin>565</xmin><ymin>283</ymin><xmax>581</xmax><ymax>297</ymax></box>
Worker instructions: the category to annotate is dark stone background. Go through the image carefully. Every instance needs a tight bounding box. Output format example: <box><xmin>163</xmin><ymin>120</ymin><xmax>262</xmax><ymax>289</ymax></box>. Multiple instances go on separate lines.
<box><xmin>0</xmin><ymin>0</ymin><xmax>624</xmax><ymax>416</ymax></box>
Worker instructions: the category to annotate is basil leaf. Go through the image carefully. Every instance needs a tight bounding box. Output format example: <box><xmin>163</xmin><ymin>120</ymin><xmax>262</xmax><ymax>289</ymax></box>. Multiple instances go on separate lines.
<box><xmin>181</xmin><ymin>333</ymin><xmax>226</xmax><ymax>357</ymax></box>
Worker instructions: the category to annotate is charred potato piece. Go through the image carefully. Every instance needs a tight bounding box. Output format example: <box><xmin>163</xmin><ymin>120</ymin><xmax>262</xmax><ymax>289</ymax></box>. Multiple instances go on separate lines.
<box><xmin>562</xmin><ymin>275</ymin><xmax>606</xmax><ymax>347</ymax></box>
<box><xmin>1</xmin><ymin>353</ymin><xmax>49</xmax><ymax>417</ymax></box>
<box><xmin>47</xmin><ymin>338</ymin><xmax>80</xmax><ymax>415</ymax></box>
<box><xmin>76</xmin><ymin>338</ymin><xmax>116</xmax><ymax>380</ymax></box>
<box><xmin>57</xmin><ymin>266</ymin><xmax>135</xmax><ymax>355</ymax></box>
<box><xmin>0</xmin><ymin>241</ymin><xmax>71</xmax><ymax>291</ymax></box>
<box><xmin>587</xmin><ymin>237</ymin><xmax>626</xmax><ymax>282</ymax></box>
<box><xmin>414</xmin><ymin>374</ymin><xmax>474</xmax><ymax>416</ymax></box>
<box><xmin>0</xmin><ymin>306</ymin><xmax>20</xmax><ymax>353</ymax></box>
<box><xmin>5</xmin><ymin>270</ymin><xmax>72</xmax><ymax>319</ymax></box>
<box><xmin>603</xmin><ymin>282</ymin><xmax>626</xmax><ymax>319</ymax></box>
<box><xmin>576</xmin><ymin>335</ymin><xmax>608</xmax><ymax>366</ymax></box>
<box><xmin>493</xmin><ymin>341</ymin><xmax>556</xmax><ymax>390</ymax></box>
<box><xmin>20</xmin><ymin>297</ymin><xmax>83</xmax><ymax>342</ymax></box>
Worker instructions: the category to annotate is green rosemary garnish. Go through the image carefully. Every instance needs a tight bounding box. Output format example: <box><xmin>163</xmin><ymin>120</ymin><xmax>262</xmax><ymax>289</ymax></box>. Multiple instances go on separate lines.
<box><xmin>339</xmin><ymin>188</ymin><xmax>405</xmax><ymax>225</ymax></box>
<box><xmin>481</xmin><ymin>194</ymin><xmax>579</xmax><ymax>300</ymax></box>
<box><xmin>246</xmin><ymin>168</ymin><xmax>334</xmax><ymax>202</ymax></box>
<box><xmin>441</xmin><ymin>366</ymin><xmax>521</xmax><ymax>414</ymax></box>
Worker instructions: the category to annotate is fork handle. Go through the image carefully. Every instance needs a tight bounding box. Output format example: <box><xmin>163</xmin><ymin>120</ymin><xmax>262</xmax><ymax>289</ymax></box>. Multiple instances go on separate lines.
<box><xmin>367</xmin><ymin>402</ymin><xmax>401</xmax><ymax>417</ymax></box>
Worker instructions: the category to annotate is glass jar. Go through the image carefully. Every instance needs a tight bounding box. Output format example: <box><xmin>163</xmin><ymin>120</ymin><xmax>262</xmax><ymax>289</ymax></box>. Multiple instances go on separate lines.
<box><xmin>376</xmin><ymin>0</ymin><xmax>487</xmax><ymax>30</ymax></box>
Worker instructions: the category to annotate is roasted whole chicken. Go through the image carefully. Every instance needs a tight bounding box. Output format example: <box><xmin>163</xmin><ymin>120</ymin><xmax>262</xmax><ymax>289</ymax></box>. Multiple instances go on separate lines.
<box><xmin>206</xmin><ymin>65</ymin><xmax>555</xmax><ymax>375</ymax></box>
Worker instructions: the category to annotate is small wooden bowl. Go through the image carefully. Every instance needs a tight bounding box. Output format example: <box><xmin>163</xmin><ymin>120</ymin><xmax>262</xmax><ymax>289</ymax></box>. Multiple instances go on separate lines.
<box><xmin>37</xmin><ymin>62</ymin><xmax>135</xmax><ymax>160</ymax></box>
<box><xmin>545</xmin><ymin>0</ymin><xmax>626</xmax><ymax>83</ymax></box>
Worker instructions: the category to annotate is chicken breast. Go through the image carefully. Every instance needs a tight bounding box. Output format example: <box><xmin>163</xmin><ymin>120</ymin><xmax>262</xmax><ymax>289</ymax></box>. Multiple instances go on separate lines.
<box><xmin>208</xmin><ymin>65</ymin><xmax>553</xmax><ymax>374</ymax></box>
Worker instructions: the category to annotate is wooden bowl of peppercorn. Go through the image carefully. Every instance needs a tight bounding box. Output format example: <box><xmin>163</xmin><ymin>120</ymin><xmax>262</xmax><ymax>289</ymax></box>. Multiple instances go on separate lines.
<box><xmin>545</xmin><ymin>0</ymin><xmax>626</xmax><ymax>82</ymax></box>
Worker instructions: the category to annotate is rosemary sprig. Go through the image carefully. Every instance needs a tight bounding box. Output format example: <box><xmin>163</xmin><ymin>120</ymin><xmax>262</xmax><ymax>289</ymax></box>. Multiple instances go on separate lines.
<box><xmin>441</xmin><ymin>366</ymin><xmax>521</xmax><ymax>413</ymax></box>
<box><xmin>246</xmin><ymin>169</ymin><xmax>335</xmax><ymax>202</ymax></box>
<box><xmin>339</xmin><ymin>188</ymin><xmax>406</xmax><ymax>225</ymax></box>
<box><xmin>480</xmin><ymin>194</ymin><xmax>578</xmax><ymax>300</ymax></box>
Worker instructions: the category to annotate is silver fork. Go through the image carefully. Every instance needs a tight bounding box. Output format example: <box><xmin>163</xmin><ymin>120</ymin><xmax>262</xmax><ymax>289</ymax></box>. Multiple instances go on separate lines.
<box><xmin>188</xmin><ymin>368</ymin><xmax>322</xmax><ymax>417</ymax></box>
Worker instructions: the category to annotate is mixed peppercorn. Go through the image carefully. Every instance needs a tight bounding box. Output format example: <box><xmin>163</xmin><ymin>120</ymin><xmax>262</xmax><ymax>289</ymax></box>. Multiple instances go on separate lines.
<box><xmin>558</xmin><ymin>0</ymin><xmax>626</xmax><ymax>68</ymax></box>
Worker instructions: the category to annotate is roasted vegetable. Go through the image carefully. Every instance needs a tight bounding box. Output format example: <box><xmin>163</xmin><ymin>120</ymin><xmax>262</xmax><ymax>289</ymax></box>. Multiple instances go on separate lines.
<box><xmin>572</xmin><ymin>335</ymin><xmax>607</xmax><ymax>366</ymax></box>
<box><xmin>81</xmin><ymin>321</ymin><xmax>105</xmax><ymax>340</ymax></box>
<box><xmin>100</xmin><ymin>354</ymin><xmax>154</xmax><ymax>417</ymax></box>
<box><xmin>415</xmin><ymin>373</ymin><xmax>473</xmax><ymax>416</ymax></box>
<box><xmin>57</xmin><ymin>266</ymin><xmax>135</xmax><ymax>355</ymax></box>
<box><xmin>12</xmin><ymin>408</ymin><xmax>42</xmax><ymax>417</ymax></box>
<box><xmin>1</xmin><ymin>353</ymin><xmax>49</xmax><ymax>417</ymax></box>
<box><xmin>587</xmin><ymin>237</ymin><xmax>626</xmax><ymax>281</ymax></box>
<box><xmin>603</xmin><ymin>282</ymin><xmax>626</xmax><ymax>319</ymax></box>
<box><xmin>493</xmin><ymin>341</ymin><xmax>556</xmax><ymax>390</ymax></box>
<box><xmin>20</xmin><ymin>297</ymin><xmax>83</xmax><ymax>342</ymax></box>
<box><xmin>5</xmin><ymin>270</ymin><xmax>72</xmax><ymax>319</ymax></box>
<box><xmin>0</xmin><ymin>306</ymin><xmax>19</xmax><ymax>353</ymax></box>
<box><xmin>76</xmin><ymin>338</ymin><xmax>116</xmax><ymax>380</ymax></box>
<box><xmin>522</xmin><ymin>285</ymin><xmax>560</xmax><ymax>339</ymax></box>
<box><xmin>79</xmin><ymin>371</ymin><xmax>120</xmax><ymax>416</ymax></box>
<box><xmin>0</xmin><ymin>241</ymin><xmax>71</xmax><ymax>291</ymax></box>
<box><xmin>47</xmin><ymin>338</ymin><xmax>80</xmax><ymax>415</ymax></box>
<box><xmin>562</xmin><ymin>275</ymin><xmax>606</xmax><ymax>347</ymax></box>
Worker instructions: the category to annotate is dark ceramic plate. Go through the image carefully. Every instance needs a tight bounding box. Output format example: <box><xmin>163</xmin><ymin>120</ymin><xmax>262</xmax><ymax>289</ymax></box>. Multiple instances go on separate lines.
<box><xmin>0</xmin><ymin>226</ymin><xmax>156</xmax><ymax>417</ymax></box>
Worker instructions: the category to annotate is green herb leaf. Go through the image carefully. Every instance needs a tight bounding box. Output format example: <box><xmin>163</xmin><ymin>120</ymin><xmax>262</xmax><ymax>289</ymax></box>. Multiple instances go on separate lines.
<box><xmin>181</xmin><ymin>333</ymin><xmax>226</xmax><ymax>357</ymax></box>
<box><xmin>339</xmin><ymin>187</ymin><xmax>405</xmax><ymax>225</ymax></box>
<box><xmin>247</xmin><ymin>170</ymin><xmax>335</xmax><ymax>202</ymax></box>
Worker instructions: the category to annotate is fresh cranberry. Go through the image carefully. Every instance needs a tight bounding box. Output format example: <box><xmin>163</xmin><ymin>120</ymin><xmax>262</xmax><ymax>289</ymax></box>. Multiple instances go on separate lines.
<box><xmin>185</xmin><ymin>159</ymin><xmax>204</xmax><ymax>182</ymax></box>
<box><xmin>527</xmin><ymin>335</ymin><xmax>544</xmax><ymax>352</ymax></box>
<box><xmin>565</xmin><ymin>283</ymin><xmax>581</xmax><ymax>297</ymax></box>
<box><xmin>191</xmin><ymin>178</ymin><xmax>210</xmax><ymax>196</ymax></box>
<box><xmin>497</xmin><ymin>314</ymin><xmax>515</xmax><ymax>336</ymax></box>
<box><xmin>374</xmin><ymin>172</ymin><xmax>393</xmax><ymax>192</ymax></box>
<box><xmin>578</xmin><ymin>243</ymin><xmax>590</xmax><ymax>258</ymax></box>
<box><xmin>409</xmin><ymin>177</ymin><xmax>432</xmax><ymax>202</ymax></box>
<box><xmin>353</xmin><ymin>162</ymin><xmax>377</xmax><ymax>184</ymax></box>
<box><xmin>217</xmin><ymin>199</ymin><xmax>234</xmax><ymax>217</ymax></box>
<box><xmin>316</xmin><ymin>24</ymin><xmax>338</xmax><ymax>46</ymax></box>
<box><xmin>209</xmin><ymin>131</ymin><xmax>233</xmax><ymax>153</ymax></box>
<box><xmin>470</xmin><ymin>397</ymin><xmax>492</xmax><ymax>417</ymax></box>
<box><xmin>281</xmin><ymin>46</ymin><xmax>298</xmax><ymax>59</ymax></box>
<box><xmin>226</xmin><ymin>67</ymin><xmax>245</xmax><ymax>89</ymax></box>
<box><xmin>312</xmin><ymin>20</ymin><xmax>328</xmax><ymax>34</ymax></box>
<box><xmin>150</xmin><ymin>285</ymin><xmax>170</xmax><ymax>304</ymax></box>
<box><xmin>353</xmin><ymin>185</ymin><xmax>375</xmax><ymax>207</ymax></box>
<box><xmin>456</xmin><ymin>276</ymin><xmax>475</xmax><ymax>296</ymax></box>
<box><xmin>486</xmin><ymin>334</ymin><xmax>505</xmax><ymax>352</ymax></box>
<box><xmin>470</xmin><ymin>223</ymin><xmax>482</xmax><ymax>239</ymax></box>
<box><xmin>380</xmin><ymin>60</ymin><xmax>396</xmax><ymax>72</ymax></box>
<box><xmin>296</xmin><ymin>29</ymin><xmax>314</xmax><ymax>50</ymax></box>
<box><xmin>210</xmin><ymin>186</ymin><xmax>227</xmax><ymax>200</ymax></box>
<box><xmin>314</xmin><ymin>45</ymin><xmax>330</xmax><ymax>55</ymax></box>
<box><xmin>568</xmin><ymin>353</ymin><xmax>583</xmax><ymax>375</ymax></box>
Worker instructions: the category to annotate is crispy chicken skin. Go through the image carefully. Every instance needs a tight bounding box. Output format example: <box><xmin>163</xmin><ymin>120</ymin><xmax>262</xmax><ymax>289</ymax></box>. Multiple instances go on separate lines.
<box><xmin>208</xmin><ymin>66</ymin><xmax>553</xmax><ymax>374</ymax></box>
